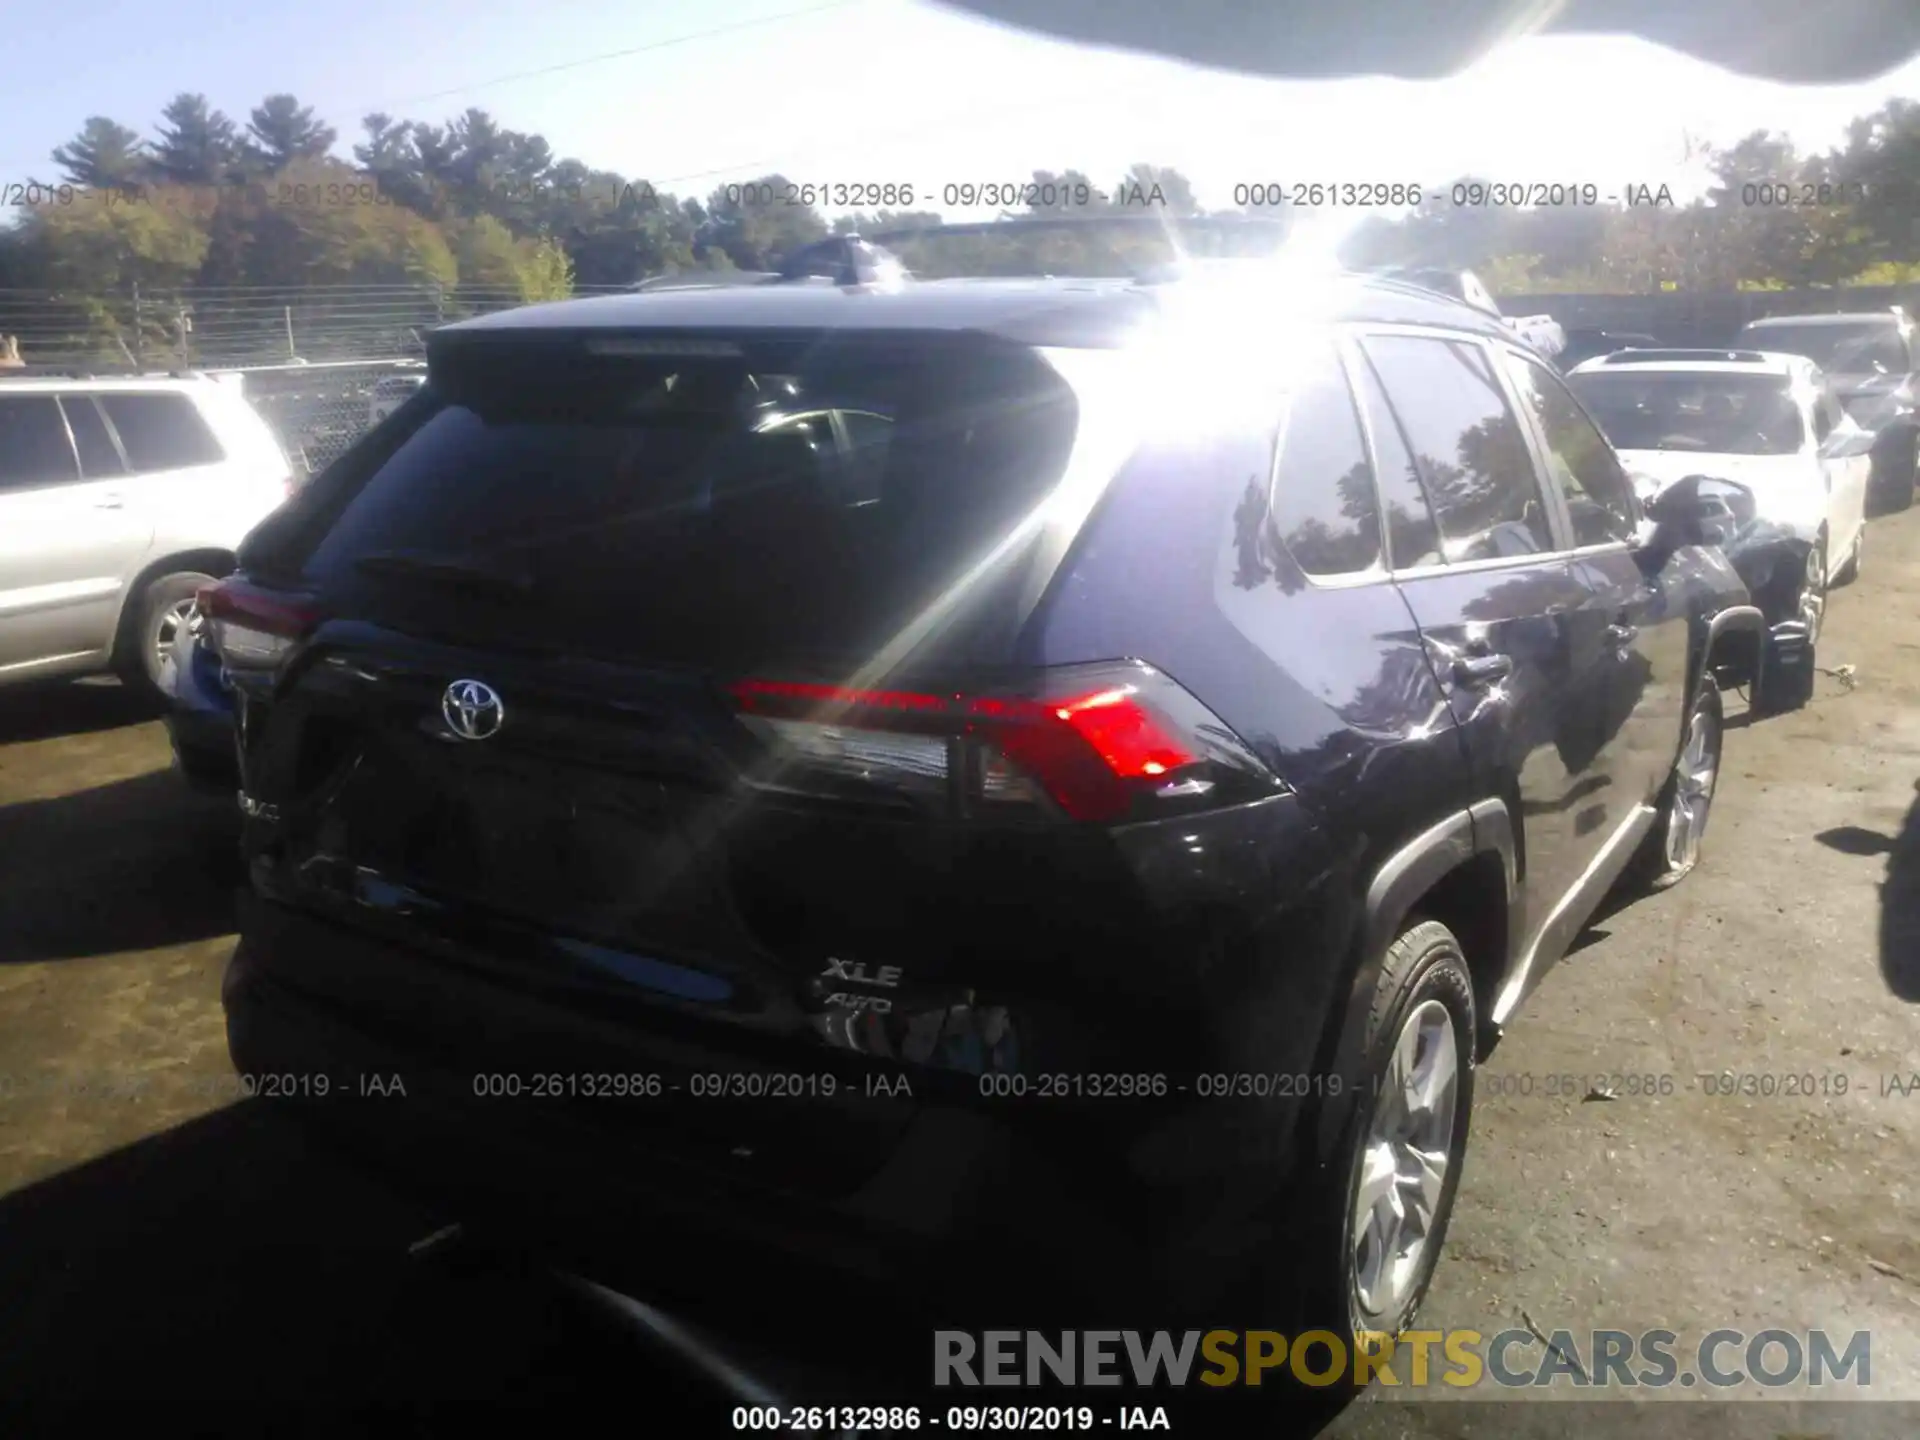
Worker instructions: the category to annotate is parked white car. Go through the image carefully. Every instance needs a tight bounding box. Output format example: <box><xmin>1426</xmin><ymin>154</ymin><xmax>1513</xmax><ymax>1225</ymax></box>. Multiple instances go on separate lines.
<box><xmin>1566</xmin><ymin>347</ymin><xmax>1875</xmax><ymax>714</ymax></box>
<box><xmin>0</xmin><ymin>373</ymin><xmax>295</xmax><ymax>696</ymax></box>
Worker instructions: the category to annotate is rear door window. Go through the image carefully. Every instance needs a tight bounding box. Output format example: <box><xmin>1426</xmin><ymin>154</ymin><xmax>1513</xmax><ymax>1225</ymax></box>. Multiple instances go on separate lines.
<box><xmin>97</xmin><ymin>392</ymin><xmax>227</xmax><ymax>473</ymax></box>
<box><xmin>1348</xmin><ymin>347</ymin><xmax>1444</xmax><ymax>569</ymax></box>
<box><xmin>0</xmin><ymin>396</ymin><xmax>80</xmax><ymax>492</ymax></box>
<box><xmin>60</xmin><ymin>396</ymin><xmax>128</xmax><ymax>479</ymax></box>
<box><xmin>1361</xmin><ymin>334</ymin><xmax>1556</xmax><ymax>562</ymax></box>
<box><xmin>294</xmin><ymin>337</ymin><xmax>1081</xmax><ymax>667</ymax></box>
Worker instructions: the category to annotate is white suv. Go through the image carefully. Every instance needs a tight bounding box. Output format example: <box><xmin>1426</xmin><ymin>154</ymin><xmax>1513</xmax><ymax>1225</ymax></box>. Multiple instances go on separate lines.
<box><xmin>0</xmin><ymin>374</ymin><xmax>294</xmax><ymax>696</ymax></box>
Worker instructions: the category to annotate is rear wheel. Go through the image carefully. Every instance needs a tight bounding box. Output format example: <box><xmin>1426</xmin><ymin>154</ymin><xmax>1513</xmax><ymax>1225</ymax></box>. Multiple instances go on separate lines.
<box><xmin>1627</xmin><ymin>680</ymin><xmax>1723</xmax><ymax>892</ymax></box>
<box><xmin>1268</xmin><ymin>920</ymin><xmax>1476</xmax><ymax>1395</ymax></box>
<box><xmin>115</xmin><ymin>570</ymin><xmax>218</xmax><ymax>699</ymax></box>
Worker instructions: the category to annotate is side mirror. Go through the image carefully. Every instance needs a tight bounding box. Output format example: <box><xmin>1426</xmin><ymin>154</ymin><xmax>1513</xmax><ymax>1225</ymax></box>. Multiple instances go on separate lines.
<box><xmin>1638</xmin><ymin>474</ymin><xmax>1752</xmax><ymax>561</ymax></box>
<box><xmin>1821</xmin><ymin>423</ymin><xmax>1880</xmax><ymax>458</ymax></box>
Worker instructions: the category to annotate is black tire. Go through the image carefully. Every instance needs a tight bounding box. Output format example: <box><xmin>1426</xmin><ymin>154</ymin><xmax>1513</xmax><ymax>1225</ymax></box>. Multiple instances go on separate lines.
<box><xmin>115</xmin><ymin>570</ymin><xmax>218</xmax><ymax>698</ymax></box>
<box><xmin>1869</xmin><ymin>426</ymin><xmax>1917</xmax><ymax>514</ymax></box>
<box><xmin>1269</xmin><ymin>920</ymin><xmax>1478</xmax><ymax>1397</ymax></box>
<box><xmin>1626</xmin><ymin>680</ymin><xmax>1723</xmax><ymax>892</ymax></box>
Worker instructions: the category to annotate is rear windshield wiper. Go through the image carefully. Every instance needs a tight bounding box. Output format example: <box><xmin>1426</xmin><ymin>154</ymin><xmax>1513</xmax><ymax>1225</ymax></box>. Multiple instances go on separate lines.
<box><xmin>353</xmin><ymin>550</ymin><xmax>536</xmax><ymax>598</ymax></box>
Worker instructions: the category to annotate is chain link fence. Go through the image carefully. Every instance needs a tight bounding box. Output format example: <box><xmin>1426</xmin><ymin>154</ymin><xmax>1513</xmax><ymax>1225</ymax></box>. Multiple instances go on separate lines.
<box><xmin>0</xmin><ymin>283</ymin><xmax>629</xmax><ymax>481</ymax></box>
<box><xmin>1491</xmin><ymin>284</ymin><xmax>1920</xmax><ymax>348</ymax></box>
<box><xmin>0</xmin><ymin>283</ymin><xmax>631</xmax><ymax>371</ymax></box>
<box><xmin>204</xmin><ymin>360</ymin><xmax>426</xmax><ymax>478</ymax></box>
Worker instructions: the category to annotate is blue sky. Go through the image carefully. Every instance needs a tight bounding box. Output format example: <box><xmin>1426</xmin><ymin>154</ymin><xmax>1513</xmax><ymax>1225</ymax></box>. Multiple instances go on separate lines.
<box><xmin>8</xmin><ymin>0</ymin><xmax>1920</xmax><ymax>218</ymax></box>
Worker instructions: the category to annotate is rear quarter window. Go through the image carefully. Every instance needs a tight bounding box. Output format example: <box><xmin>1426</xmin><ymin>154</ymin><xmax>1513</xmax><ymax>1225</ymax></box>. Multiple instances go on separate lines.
<box><xmin>1268</xmin><ymin>343</ymin><xmax>1382</xmax><ymax>579</ymax></box>
<box><xmin>98</xmin><ymin>392</ymin><xmax>227</xmax><ymax>472</ymax></box>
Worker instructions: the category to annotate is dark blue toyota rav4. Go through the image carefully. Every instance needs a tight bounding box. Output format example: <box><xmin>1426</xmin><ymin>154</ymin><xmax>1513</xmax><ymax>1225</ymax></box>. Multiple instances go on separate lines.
<box><xmin>214</xmin><ymin>240</ymin><xmax>1762</xmax><ymax>1369</ymax></box>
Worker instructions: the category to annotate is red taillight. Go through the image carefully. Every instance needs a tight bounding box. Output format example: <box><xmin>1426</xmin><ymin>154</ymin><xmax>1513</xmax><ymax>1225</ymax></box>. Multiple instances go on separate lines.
<box><xmin>727</xmin><ymin>664</ymin><xmax>1272</xmax><ymax>823</ymax></box>
<box><xmin>1046</xmin><ymin>687</ymin><xmax>1197</xmax><ymax>778</ymax></box>
<box><xmin>198</xmin><ymin>579</ymin><xmax>321</xmax><ymax>670</ymax></box>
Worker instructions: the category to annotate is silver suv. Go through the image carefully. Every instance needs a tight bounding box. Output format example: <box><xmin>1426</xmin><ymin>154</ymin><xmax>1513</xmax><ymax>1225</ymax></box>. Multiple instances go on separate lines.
<box><xmin>0</xmin><ymin>374</ymin><xmax>294</xmax><ymax>696</ymax></box>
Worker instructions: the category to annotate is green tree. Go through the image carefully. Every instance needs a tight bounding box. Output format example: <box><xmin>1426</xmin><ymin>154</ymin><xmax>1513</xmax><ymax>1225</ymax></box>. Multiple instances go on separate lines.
<box><xmin>20</xmin><ymin>187</ymin><xmax>212</xmax><ymax>290</ymax></box>
<box><xmin>448</xmin><ymin>215</ymin><xmax>573</xmax><ymax>299</ymax></box>
<box><xmin>50</xmin><ymin>118</ymin><xmax>150</xmax><ymax>188</ymax></box>
<box><xmin>698</xmin><ymin>175</ymin><xmax>829</xmax><ymax>270</ymax></box>
<box><xmin>152</xmin><ymin>94</ymin><xmax>243</xmax><ymax>186</ymax></box>
<box><xmin>225</xmin><ymin>158</ymin><xmax>455</xmax><ymax>287</ymax></box>
<box><xmin>1832</xmin><ymin>99</ymin><xmax>1920</xmax><ymax>268</ymax></box>
<box><xmin>245</xmin><ymin>95</ymin><xmax>339</xmax><ymax>170</ymax></box>
<box><xmin>353</xmin><ymin>113</ymin><xmax>431</xmax><ymax>213</ymax></box>
<box><xmin>14</xmin><ymin>186</ymin><xmax>215</xmax><ymax>358</ymax></box>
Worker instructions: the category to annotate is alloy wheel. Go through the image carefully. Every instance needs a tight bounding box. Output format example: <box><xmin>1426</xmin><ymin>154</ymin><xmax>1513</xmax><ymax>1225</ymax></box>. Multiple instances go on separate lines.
<box><xmin>1664</xmin><ymin>701</ymin><xmax>1721</xmax><ymax>872</ymax></box>
<box><xmin>1349</xmin><ymin>998</ymin><xmax>1459</xmax><ymax>1324</ymax></box>
<box><xmin>152</xmin><ymin>597</ymin><xmax>197</xmax><ymax>677</ymax></box>
<box><xmin>1799</xmin><ymin>544</ymin><xmax>1827</xmax><ymax>645</ymax></box>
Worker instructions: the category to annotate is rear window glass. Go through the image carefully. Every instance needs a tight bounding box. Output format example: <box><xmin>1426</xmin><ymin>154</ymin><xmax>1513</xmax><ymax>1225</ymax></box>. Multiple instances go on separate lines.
<box><xmin>1738</xmin><ymin>322</ymin><xmax>1910</xmax><ymax>374</ymax></box>
<box><xmin>98</xmin><ymin>393</ymin><xmax>226</xmax><ymax>472</ymax></box>
<box><xmin>297</xmin><ymin>339</ymin><xmax>1081</xmax><ymax>666</ymax></box>
<box><xmin>1568</xmin><ymin>371</ymin><xmax>1804</xmax><ymax>456</ymax></box>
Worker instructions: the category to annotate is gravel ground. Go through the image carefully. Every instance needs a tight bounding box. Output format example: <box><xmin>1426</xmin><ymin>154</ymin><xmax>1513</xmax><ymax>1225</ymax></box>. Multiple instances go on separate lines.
<box><xmin>1</xmin><ymin>512</ymin><xmax>1917</xmax><ymax>1437</ymax></box>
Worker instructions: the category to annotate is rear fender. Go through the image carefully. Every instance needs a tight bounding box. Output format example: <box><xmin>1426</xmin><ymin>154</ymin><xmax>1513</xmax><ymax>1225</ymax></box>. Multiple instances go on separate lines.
<box><xmin>1304</xmin><ymin>800</ymin><xmax>1516</xmax><ymax>1166</ymax></box>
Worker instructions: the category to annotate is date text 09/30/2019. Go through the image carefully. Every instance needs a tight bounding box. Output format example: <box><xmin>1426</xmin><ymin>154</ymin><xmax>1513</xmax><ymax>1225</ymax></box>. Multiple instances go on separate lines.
<box><xmin>731</xmin><ymin>1405</ymin><xmax>1174</xmax><ymax>1432</ymax></box>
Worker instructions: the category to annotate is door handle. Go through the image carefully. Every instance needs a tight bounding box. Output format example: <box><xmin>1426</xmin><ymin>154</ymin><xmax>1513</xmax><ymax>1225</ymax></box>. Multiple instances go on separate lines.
<box><xmin>93</xmin><ymin>493</ymin><xmax>125</xmax><ymax>510</ymax></box>
<box><xmin>1606</xmin><ymin>622</ymin><xmax>1638</xmax><ymax>647</ymax></box>
<box><xmin>1453</xmin><ymin>652</ymin><xmax>1514</xmax><ymax>686</ymax></box>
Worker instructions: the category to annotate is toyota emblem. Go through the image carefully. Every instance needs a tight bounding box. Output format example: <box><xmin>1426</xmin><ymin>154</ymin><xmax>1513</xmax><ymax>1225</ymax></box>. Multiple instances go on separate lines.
<box><xmin>442</xmin><ymin>679</ymin><xmax>505</xmax><ymax>741</ymax></box>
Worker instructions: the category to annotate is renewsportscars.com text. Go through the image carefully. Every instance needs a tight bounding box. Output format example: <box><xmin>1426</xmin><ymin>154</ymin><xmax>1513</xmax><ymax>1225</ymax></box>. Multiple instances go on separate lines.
<box><xmin>933</xmin><ymin>1328</ymin><xmax>1872</xmax><ymax>1391</ymax></box>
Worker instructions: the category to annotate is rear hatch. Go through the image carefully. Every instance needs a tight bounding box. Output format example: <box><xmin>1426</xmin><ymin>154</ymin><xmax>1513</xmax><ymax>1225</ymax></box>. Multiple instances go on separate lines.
<box><xmin>224</xmin><ymin>324</ymin><xmax>1275</xmax><ymax>1186</ymax></box>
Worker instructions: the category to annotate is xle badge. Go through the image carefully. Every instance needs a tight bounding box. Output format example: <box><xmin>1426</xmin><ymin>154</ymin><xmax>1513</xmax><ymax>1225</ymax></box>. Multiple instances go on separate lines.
<box><xmin>814</xmin><ymin>957</ymin><xmax>903</xmax><ymax>1013</ymax></box>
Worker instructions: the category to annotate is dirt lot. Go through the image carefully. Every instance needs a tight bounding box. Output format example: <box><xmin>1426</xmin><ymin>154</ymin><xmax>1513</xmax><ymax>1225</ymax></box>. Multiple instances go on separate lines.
<box><xmin>3</xmin><ymin>513</ymin><xmax>1919</xmax><ymax>1437</ymax></box>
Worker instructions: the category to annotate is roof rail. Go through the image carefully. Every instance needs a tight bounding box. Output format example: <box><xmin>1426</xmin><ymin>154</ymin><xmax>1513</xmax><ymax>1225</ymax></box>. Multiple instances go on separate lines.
<box><xmin>0</xmin><ymin>363</ymin><xmax>212</xmax><ymax>381</ymax></box>
<box><xmin>860</xmin><ymin>214</ymin><xmax>1290</xmax><ymax>244</ymax></box>
<box><xmin>771</xmin><ymin>215</ymin><xmax>1296</xmax><ymax>284</ymax></box>
<box><xmin>1601</xmin><ymin>348</ymin><xmax>1771</xmax><ymax>365</ymax></box>
<box><xmin>774</xmin><ymin>234</ymin><xmax>909</xmax><ymax>286</ymax></box>
<box><xmin>629</xmin><ymin>272</ymin><xmax>782</xmax><ymax>292</ymax></box>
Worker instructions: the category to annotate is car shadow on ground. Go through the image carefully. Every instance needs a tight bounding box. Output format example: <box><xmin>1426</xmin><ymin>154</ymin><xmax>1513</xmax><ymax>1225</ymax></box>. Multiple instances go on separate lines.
<box><xmin>0</xmin><ymin>768</ymin><xmax>242</xmax><ymax>964</ymax></box>
<box><xmin>1815</xmin><ymin>787</ymin><xmax>1920</xmax><ymax>1002</ymax></box>
<box><xmin>0</xmin><ymin>678</ymin><xmax>162</xmax><ymax>745</ymax></box>
<box><xmin>0</xmin><ymin>1102</ymin><xmax>721</xmax><ymax>1436</ymax></box>
<box><xmin>0</xmin><ymin>1102</ymin><xmax>1349</xmax><ymax>1438</ymax></box>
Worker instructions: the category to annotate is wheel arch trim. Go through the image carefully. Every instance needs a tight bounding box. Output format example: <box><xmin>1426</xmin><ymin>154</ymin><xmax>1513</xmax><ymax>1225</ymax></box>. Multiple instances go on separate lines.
<box><xmin>1302</xmin><ymin>803</ymin><xmax>1512</xmax><ymax>1169</ymax></box>
<box><xmin>109</xmin><ymin>548</ymin><xmax>238</xmax><ymax>667</ymax></box>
